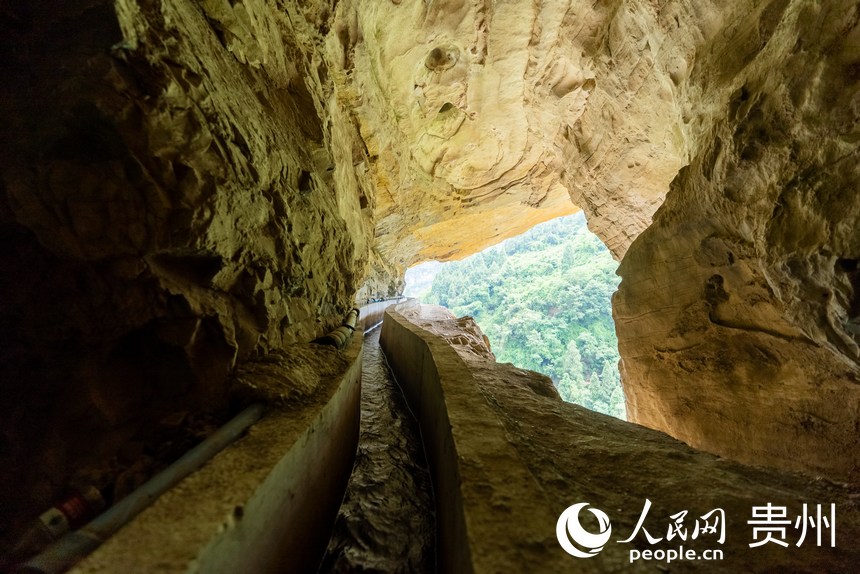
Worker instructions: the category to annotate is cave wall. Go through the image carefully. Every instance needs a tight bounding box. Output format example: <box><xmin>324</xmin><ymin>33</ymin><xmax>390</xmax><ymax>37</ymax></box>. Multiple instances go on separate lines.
<box><xmin>331</xmin><ymin>0</ymin><xmax>581</xmax><ymax>265</ymax></box>
<box><xmin>615</xmin><ymin>0</ymin><xmax>860</xmax><ymax>482</ymax></box>
<box><xmin>0</xmin><ymin>0</ymin><xmax>395</xmax><ymax>541</ymax></box>
<box><xmin>2</xmin><ymin>0</ymin><xmax>860</xmax><ymax>549</ymax></box>
<box><xmin>338</xmin><ymin>0</ymin><xmax>860</xmax><ymax>481</ymax></box>
<box><xmin>328</xmin><ymin>0</ymin><xmax>710</xmax><ymax>262</ymax></box>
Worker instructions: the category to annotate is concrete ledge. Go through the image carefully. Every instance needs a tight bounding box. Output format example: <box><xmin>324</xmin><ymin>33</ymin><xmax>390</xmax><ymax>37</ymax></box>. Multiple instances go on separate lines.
<box><xmin>379</xmin><ymin>301</ymin><xmax>471</xmax><ymax>574</ymax></box>
<box><xmin>359</xmin><ymin>298</ymin><xmax>406</xmax><ymax>331</ymax></box>
<box><xmin>380</xmin><ymin>304</ymin><xmax>860</xmax><ymax>573</ymax></box>
<box><xmin>380</xmin><ymin>302</ymin><xmax>571</xmax><ymax>573</ymax></box>
<box><xmin>72</xmin><ymin>330</ymin><xmax>363</xmax><ymax>574</ymax></box>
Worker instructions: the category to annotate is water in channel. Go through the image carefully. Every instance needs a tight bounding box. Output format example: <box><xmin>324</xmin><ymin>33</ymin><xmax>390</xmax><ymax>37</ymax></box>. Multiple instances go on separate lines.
<box><xmin>318</xmin><ymin>326</ymin><xmax>436</xmax><ymax>573</ymax></box>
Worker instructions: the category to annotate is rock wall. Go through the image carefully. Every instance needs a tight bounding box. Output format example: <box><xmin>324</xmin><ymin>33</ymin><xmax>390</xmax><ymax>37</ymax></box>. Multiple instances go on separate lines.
<box><xmin>332</xmin><ymin>0</ymin><xmax>581</xmax><ymax>264</ymax></box>
<box><xmin>0</xmin><ymin>0</ymin><xmax>391</xmax><ymax>542</ymax></box>
<box><xmin>338</xmin><ymin>0</ymin><xmax>860</xmax><ymax>482</ymax></box>
<box><xmin>382</xmin><ymin>303</ymin><xmax>860</xmax><ymax>573</ymax></box>
<box><xmin>329</xmin><ymin>0</ymin><xmax>733</xmax><ymax>262</ymax></box>
<box><xmin>2</xmin><ymin>0</ymin><xmax>860</xmax><ymax>552</ymax></box>
<box><xmin>330</xmin><ymin>0</ymin><xmax>860</xmax><ymax>482</ymax></box>
<box><xmin>615</xmin><ymin>0</ymin><xmax>860</xmax><ymax>482</ymax></box>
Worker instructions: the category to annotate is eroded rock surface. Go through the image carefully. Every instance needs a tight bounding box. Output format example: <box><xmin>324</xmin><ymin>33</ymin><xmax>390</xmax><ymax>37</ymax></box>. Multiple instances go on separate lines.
<box><xmin>338</xmin><ymin>0</ymin><xmax>860</xmax><ymax>482</ymax></box>
<box><xmin>331</xmin><ymin>0</ymin><xmax>722</xmax><ymax>261</ymax></box>
<box><xmin>335</xmin><ymin>0</ymin><xmax>860</xmax><ymax>486</ymax></box>
<box><xmin>614</xmin><ymin>0</ymin><xmax>860</xmax><ymax>482</ymax></box>
<box><xmin>0</xmin><ymin>0</ymin><xmax>391</xmax><ymax>543</ymax></box>
<box><xmin>390</xmin><ymin>304</ymin><xmax>860</xmax><ymax>573</ymax></box>
<box><xmin>3</xmin><ymin>0</ymin><xmax>860</xmax><ymax>557</ymax></box>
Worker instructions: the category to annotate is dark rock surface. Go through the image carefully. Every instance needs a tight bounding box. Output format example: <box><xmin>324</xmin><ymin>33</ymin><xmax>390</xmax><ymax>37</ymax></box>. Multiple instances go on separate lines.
<box><xmin>0</xmin><ymin>0</ymin><xmax>390</xmax><ymax>544</ymax></box>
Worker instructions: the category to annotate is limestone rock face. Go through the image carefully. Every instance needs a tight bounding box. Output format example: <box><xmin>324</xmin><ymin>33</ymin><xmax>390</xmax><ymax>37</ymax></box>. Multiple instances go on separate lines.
<box><xmin>336</xmin><ymin>0</ymin><xmax>850</xmax><ymax>265</ymax></box>
<box><xmin>331</xmin><ymin>0</ymin><xmax>583</xmax><ymax>264</ymax></box>
<box><xmin>2</xmin><ymin>0</ymin><xmax>860</xmax><ymax>551</ymax></box>
<box><xmin>614</xmin><ymin>0</ymin><xmax>860</xmax><ymax>482</ymax></box>
<box><xmin>384</xmin><ymin>304</ymin><xmax>860</xmax><ymax>573</ymax></box>
<box><xmin>334</xmin><ymin>0</ymin><xmax>860</xmax><ymax>482</ymax></box>
<box><xmin>331</xmin><ymin>0</ymin><xmax>801</xmax><ymax>262</ymax></box>
<box><xmin>0</xmin><ymin>0</ymin><xmax>390</xmax><ymax>540</ymax></box>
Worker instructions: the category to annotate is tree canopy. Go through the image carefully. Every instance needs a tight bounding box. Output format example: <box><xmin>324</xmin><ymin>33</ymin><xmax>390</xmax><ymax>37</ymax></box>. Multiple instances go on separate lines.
<box><xmin>411</xmin><ymin>212</ymin><xmax>626</xmax><ymax>419</ymax></box>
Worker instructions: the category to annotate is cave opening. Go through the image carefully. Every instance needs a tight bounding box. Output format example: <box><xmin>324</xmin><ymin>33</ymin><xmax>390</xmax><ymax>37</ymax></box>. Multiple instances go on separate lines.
<box><xmin>404</xmin><ymin>211</ymin><xmax>625</xmax><ymax>420</ymax></box>
<box><xmin>2</xmin><ymin>0</ymin><xmax>860</xmax><ymax>570</ymax></box>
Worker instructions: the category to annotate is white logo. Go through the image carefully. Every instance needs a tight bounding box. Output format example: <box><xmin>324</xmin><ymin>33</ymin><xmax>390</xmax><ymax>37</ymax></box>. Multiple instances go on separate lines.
<box><xmin>557</xmin><ymin>503</ymin><xmax>612</xmax><ymax>558</ymax></box>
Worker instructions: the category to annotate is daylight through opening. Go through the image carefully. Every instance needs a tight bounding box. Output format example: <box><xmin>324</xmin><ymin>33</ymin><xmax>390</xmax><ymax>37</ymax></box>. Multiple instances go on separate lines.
<box><xmin>404</xmin><ymin>212</ymin><xmax>625</xmax><ymax>420</ymax></box>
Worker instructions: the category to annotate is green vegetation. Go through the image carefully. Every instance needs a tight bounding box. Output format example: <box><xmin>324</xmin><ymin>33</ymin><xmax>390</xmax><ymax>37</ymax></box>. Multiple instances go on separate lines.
<box><xmin>412</xmin><ymin>212</ymin><xmax>626</xmax><ymax>419</ymax></box>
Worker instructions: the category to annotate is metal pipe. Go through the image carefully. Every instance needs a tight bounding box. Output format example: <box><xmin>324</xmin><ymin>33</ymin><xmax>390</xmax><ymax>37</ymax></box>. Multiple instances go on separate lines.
<box><xmin>343</xmin><ymin>308</ymin><xmax>359</xmax><ymax>330</ymax></box>
<box><xmin>316</xmin><ymin>309</ymin><xmax>361</xmax><ymax>349</ymax></box>
<box><xmin>18</xmin><ymin>403</ymin><xmax>265</xmax><ymax>574</ymax></box>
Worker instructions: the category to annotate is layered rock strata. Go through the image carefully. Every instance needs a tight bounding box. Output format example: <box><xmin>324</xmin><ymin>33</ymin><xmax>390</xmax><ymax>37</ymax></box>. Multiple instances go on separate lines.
<box><xmin>2</xmin><ymin>0</ymin><xmax>860</xmax><ymax>553</ymax></box>
<box><xmin>338</xmin><ymin>0</ymin><xmax>860</xmax><ymax>481</ymax></box>
<box><xmin>0</xmin><ymin>0</ymin><xmax>389</xmax><ymax>543</ymax></box>
<box><xmin>381</xmin><ymin>303</ymin><xmax>860</xmax><ymax>573</ymax></box>
<box><xmin>614</xmin><ymin>0</ymin><xmax>860</xmax><ymax>482</ymax></box>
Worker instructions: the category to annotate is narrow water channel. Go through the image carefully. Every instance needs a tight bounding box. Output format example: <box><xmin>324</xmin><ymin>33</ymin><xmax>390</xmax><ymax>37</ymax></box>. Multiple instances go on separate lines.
<box><xmin>318</xmin><ymin>326</ymin><xmax>436</xmax><ymax>573</ymax></box>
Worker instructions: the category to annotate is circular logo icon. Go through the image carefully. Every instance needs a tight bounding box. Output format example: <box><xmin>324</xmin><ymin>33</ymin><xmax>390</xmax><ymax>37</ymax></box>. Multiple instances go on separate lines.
<box><xmin>556</xmin><ymin>503</ymin><xmax>612</xmax><ymax>558</ymax></box>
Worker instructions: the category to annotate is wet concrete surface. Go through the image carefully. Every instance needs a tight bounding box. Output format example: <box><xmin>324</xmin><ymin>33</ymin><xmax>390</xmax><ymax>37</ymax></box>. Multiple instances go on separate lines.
<box><xmin>319</xmin><ymin>327</ymin><xmax>435</xmax><ymax>573</ymax></box>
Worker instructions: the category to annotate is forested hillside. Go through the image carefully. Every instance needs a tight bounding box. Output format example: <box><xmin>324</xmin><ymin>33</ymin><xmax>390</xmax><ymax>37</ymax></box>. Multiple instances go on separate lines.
<box><xmin>413</xmin><ymin>212</ymin><xmax>626</xmax><ymax>419</ymax></box>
